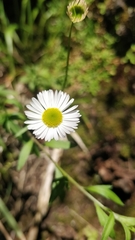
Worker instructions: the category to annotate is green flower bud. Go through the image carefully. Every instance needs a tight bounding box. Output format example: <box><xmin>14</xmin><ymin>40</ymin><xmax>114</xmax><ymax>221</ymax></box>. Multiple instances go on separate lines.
<box><xmin>67</xmin><ymin>0</ymin><xmax>88</xmax><ymax>23</ymax></box>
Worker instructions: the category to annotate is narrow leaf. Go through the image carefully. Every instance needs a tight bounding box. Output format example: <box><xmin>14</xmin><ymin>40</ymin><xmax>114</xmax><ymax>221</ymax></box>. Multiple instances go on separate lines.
<box><xmin>17</xmin><ymin>139</ymin><xmax>33</xmax><ymax>170</ymax></box>
<box><xmin>15</xmin><ymin>126</ymin><xmax>27</xmax><ymax>137</ymax></box>
<box><xmin>6</xmin><ymin>120</ymin><xmax>21</xmax><ymax>135</ymax></box>
<box><xmin>121</xmin><ymin>222</ymin><xmax>131</xmax><ymax>240</ymax></box>
<box><xmin>115</xmin><ymin>214</ymin><xmax>135</xmax><ymax>227</ymax></box>
<box><xmin>95</xmin><ymin>204</ymin><xmax>108</xmax><ymax>227</ymax></box>
<box><xmin>87</xmin><ymin>185</ymin><xmax>124</xmax><ymax>206</ymax></box>
<box><xmin>95</xmin><ymin>205</ymin><xmax>115</xmax><ymax>239</ymax></box>
<box><xmin>45</xmin><ymin>139</ymin><xmax>70</xmax><ymax>149</ymax></box>
<box><xmin>101</xmin><ymin>212</ymin><xmax>115</xmax><ymax>240</ymax></box>
<box><xmin>0</xmin><ymin>198</ymin><xmax>23</xmax><ymax>239</ymax></box>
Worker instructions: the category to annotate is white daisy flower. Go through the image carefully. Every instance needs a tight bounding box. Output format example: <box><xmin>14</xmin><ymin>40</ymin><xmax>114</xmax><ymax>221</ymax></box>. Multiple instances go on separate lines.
<box><xmin>24</xmin><ymin>90</ymin><xmax>81</xmax><ymax>142</ymax></box>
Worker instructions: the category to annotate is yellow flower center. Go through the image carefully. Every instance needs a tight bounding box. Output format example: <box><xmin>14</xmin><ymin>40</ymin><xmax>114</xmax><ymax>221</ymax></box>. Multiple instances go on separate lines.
<box><xmin>42</xmin><ymin>108</ymin><xmax>63</xmax><ymax>127</ymax></box>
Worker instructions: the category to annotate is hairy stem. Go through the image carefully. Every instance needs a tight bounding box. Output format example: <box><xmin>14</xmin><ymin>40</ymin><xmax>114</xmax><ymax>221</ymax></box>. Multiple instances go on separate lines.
<box><xmin>33</xmin><ymin>137</ymin><xmax>109</xmax><ymax>213</ymax></box>
<box><xmin>31</xmin><ymin>136</ymin><xmax>135</xmax><ymax>226</ymax></box>
<box><xmin>62</xmin><ymin>22</ymin><xmax>73</xmax><ymax>90</ymax></box>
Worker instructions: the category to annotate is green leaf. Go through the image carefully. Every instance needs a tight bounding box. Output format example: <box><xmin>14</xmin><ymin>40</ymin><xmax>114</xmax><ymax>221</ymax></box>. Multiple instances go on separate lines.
<box><xmin>50</xmin><ymin>176</ymin><xmax>68</xmax><ymax>203</ymax></box>
<box><xmin>55</xmin><ymin>167</ymin><xmax>64</xmax><ymax>179</ymax></box>
<box><xmin>86</xmin><ymin>185</ymin><xmax>124</xmax><ymax>206</ymax></box>
<box><xmin>15</xmin><ymin>126</ymin><xmax>28</xmax><ymax>137</ymax></box>
<box><xmin>101</xmin><ymin>212</ymin><xmax>115</xmax><ymax>240</ymax></box>
<box><xmin>115</xmin><ymin>214</ymin><xmax>135</xmax><ymax>227</ymax></box>
<box><xmin>95</xmin><ymin>204</ymin><xmax>115</xmax><ymax>239</ymax></box>
<box><xmin>4</xmin><ymin>24</ymin><xmax>18</xmax><ymax>55</ymax></box>
<box><xmin>0</xmin><ymin>198</ymin><xmax>23</xmax><ymax>239</ymax></box>
<box><xmin>8</xmin><ymin>112</ymin><xmax>25</xmax><ymax>120</ymax></box>
<box><xmin>5</xmin><ymin>98</ymin><xmax>22</xmax><ymax>109</ymax></box>
<box><xmin>45</xmin><ymin>139</ymin><xmax>70</xmax><ymax>149</ymax></box>
<box><xmin>0</xmin><ymin>112</ymin><xmax>6</xmax><ymax>125</ymax></box>
<box><xmin>0</xmin><ymin>86</ymin><xmax>15</xmax><ymax>97</ymax></box>
<box><xmin>0</xmin><ymin>138</ymin><xmax>6</xmax><ymax>151</ymax></box>
<box><xmin>6</xmin><ymin>120</ymin><xmax>21</xmax><ymax>134</ymax></box>
<box><xmin>17</xmin><ymin>139</ymin><xmax>33</xmax><ymax>170</ymax></box>
<box><xmin>95</xmin><ymin>204</ymin><xmax>108</xmax><ymax>227</ymax></box>
<box><xmin>121</xmin><ymin>222</ymin><xmax>131</xmax><ymax>240</ymax></box>
<box><xmin>129</xmin><ymin>226</ymin><xmax>135</xmax><ymax>232</ymax></box>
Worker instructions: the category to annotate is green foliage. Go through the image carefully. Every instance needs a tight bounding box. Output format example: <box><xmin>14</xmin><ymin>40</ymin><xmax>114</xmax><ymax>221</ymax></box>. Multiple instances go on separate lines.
<box><xmin>101</xmin><ymin>212</ymin><xmax>115</xmax><ymax>240</ymax></box>
<box><xmin>115</xmin><ymin>214</ymin><xmax>135</xmax><ymax>228</ymax></box>
<box><xmin>50</xmin><ymin>168</ymin><xmax>69</xmax><ymax>202</ymax></box>
<box><xmin>0</xmin><ymin>198</ymin><xmax>24</xmax><ymax>239</ymax></box>
<box><xmin>121</xmin><ymin>222</ymin><xmax>131</xmax><ymax>240</ymax></box>
<box><xmin>50</xmin><ymin>177</ymin><xmax>69</xmax><ymax>202</ymax></box>
<box><xmin>69</xmin><ymin>20</ymin><xmax>117</xmax><ymax>95</ymax></box>
<box><xmin>86</xmin><ymin>185</ymin><xmax>124</xmax><ymax>206</ymax></box>
<box><xmin>17</xmin><ymin>139</ymin><xmax>33</xmax><ymax>170</ymax></box>
<box><xmin>97</xmin><ymin>3</ymin><xmax>107</xmax><ymax>15</ymax></box>
<box><xmin>0</xmin><ymin>0</ymin><xmax>118</xmax><ymax>94</ymax></box>
<box><xmin>95</xmin><ymin>204</ymin><xmax>135</xmax><ymax>240</ymax></box>
<box><xmin>45</xmin><ymin>139</ymin><xmax>71</xmax><ymax>149</ymax></box>
<box><xmin>95</xmin><ymin>204</ymin><xmax>109</xmax><ymax>228</ymax></box>
<box><xmin>123</xmin><ymin>44</ymin><xmax>135</xmax><ymax>65</ymax></box>
<box><xmin>15</xmin><ymin>126</ymin><xmax>28</xmax><ymax>137</ymax></box>
<box><xmin>80</xmin><ymin>225</ymin><xmax>98</xmax><ymax>240</ymax></box>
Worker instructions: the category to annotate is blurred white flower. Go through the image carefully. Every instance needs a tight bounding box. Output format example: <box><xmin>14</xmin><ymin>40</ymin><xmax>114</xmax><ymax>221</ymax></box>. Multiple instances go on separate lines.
<box><xmin>24</xmin><ymin>90</ymin><xmax>81</xmax><ymax>141</ymax></box>
<box><xmin>67</xmin><ymin>0</ymin><xmax>88</xmax><ymax>23</ymax></box>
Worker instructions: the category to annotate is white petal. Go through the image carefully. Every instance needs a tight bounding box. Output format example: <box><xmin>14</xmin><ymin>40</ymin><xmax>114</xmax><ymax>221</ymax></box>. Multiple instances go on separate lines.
<box><xmin>60</xmin><ymin>98</ymin><xmax>74</xmax><ymax>112</ymax></box>
<box><xmin>33</xmin><ymin>124</ymin><xmax>47</xmax><ymax>136</ymax></box>
<box><xmin>26</xmin><ymin>104</ymin><xmax>42</xmax><ymax>114</ymax></box>
<box><xmin>42</xmin><ymin>90</ymin><xmax>51</xmax><ymax>108</ymax></box>
<box><xmin>31</xmin><ymin>97</ymin><xmax>44</xmax><ymax>111</ymax></box>
<box><xmin>50</xmin><ymin>89</ymin><xmax>55</xmax><ymax>106</ymax></box>
<box><xmin>58</xmin><ymin>93</ymin><xmax>70</xmax><ymax>109</ymax></box>
<box><xmin>59</xmin><ymin>124</ymin><xmax>72</xmax><ymax>134</ymax></box>
<box><xmin>63</xmin><ymin>112</ymin><xmax>81</xmax><ymax>118</ymax></box>
<box><xmin>36</xmin><ymin>127</ymin><xmax>49</xmax><ymax>139</ymax></box>
<box><xmin>52</xmin><ymin>128</ymin><xmax>59</xmax><ymax>140</ymax></box>
<box><xmin>63</xmin><ymin>120</ymin><xmax>79</xmax><ymax>128</ymax></box>
<box><xmin>37</xmin><ymin>92</ymin><xmax>47</xmax><ymax>109</ymax></box>
<box><xmin>24</xmin><ymin>120</ymin><xmax>42</xmax><ymax>124</ymax></box>
<box><xmin>25</xmin><ymin>111</ymin><xmax>41</xmax><ymax>119</ymax></box>
<box><xmin>28</xmin><ymin>101</ymin><xmax>43</xmax><ymax>114</ymax></box>
<box><xmin>45</xmin><ymin>128</ymin><xmax>54</xmax><ymax>141</ymax></box>
<box><xmin>27</xmin><ymin>122</ymin><xmax>44</xmax><ymax>130</ymax></box>
<box><xmin>57</xmin><ymin>92</ymin><xmax>68</xmax><ymax>108</ymax></box>
<box><xmin>54</xmin><ymin>90</ymin><xmax>59</xmax><ymax>105</ymax></box>
<box><xmin>57</xmin><ymin>126</ymin><xmax>66</xmax><ymax>138</ymax></box>
<box><xmin>62</xmin><ymin>105</ymin><xmax>78</xmax><ymax>114</ymax></box>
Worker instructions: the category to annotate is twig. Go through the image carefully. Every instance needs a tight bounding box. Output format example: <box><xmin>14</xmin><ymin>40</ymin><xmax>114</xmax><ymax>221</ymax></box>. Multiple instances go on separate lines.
<box><xmin>71</xmin><ymin>132</ymin><xmax>89</xmax><ymax>156</ymax></box>
<box><xmin>27</xmin><ymin>148</ymin><xmax>63</xmax><ymax>240</ymax></box>
<box><xmin>0</xmin><ymin>221</ymin><xmax>13</xmax><ymax>240</ymax></box>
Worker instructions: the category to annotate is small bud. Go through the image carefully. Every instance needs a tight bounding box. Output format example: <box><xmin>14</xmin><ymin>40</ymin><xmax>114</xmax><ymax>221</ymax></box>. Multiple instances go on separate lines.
<box><xmin>67</xmin><ymin>0</ymin><xmax>88</xmax><ymax>23</ymax></box>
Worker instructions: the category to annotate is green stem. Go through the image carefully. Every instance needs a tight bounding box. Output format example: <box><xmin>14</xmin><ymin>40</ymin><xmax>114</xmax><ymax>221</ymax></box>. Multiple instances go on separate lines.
<box><xmin>62</xmin><ymin>22</ymin><xmax>73</xmax><ymax>90</ymax></box>
<box><xmin>55</xmin><ymin>163</ymin><xmax>108</xmax><ymax>211</ymax></box>
<box><xmin>33</xmin><ymin>137</ymin><xmax>109</xmax><ymax>213</ymax></box>
<box><xmin>32</xmin><ymin>137</ymin><xmax>135</xmax><ymax>225</ymax></box>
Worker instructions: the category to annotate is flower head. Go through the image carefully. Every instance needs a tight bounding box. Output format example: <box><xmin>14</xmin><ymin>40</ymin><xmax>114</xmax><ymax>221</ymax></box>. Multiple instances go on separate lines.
<box><xmin>67</xmin><ymin>0</ymin><xmax>88</xmax><ymax>23</ymax></box>
<box><xmin>24</xmin><ymin>90</ymin><xmax>81</xmax><ymax>141</ymax></box>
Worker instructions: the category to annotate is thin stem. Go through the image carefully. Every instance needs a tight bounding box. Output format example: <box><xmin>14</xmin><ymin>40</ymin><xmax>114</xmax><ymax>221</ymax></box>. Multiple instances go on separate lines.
<box><xmin>32</xmin><ymin>137</ymin><xmax>109</xmax><ymax>213</ymax></box>
<box><xmin>62</xmin><ymin>22</ymin><xmax>73</xmax><ymax>90</ymax></box>
<box><xmin>32</xmin><ymin>136</ymin><xmax>135</xmax><ymax>224</ymax></box>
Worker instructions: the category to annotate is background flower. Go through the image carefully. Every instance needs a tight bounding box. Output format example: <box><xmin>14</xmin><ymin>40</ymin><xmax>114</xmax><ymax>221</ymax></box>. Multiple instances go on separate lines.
<box><xmin>67</xmin><ymin>0</ymin><xmax>88</xmax><ymax>23</ymax></box>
